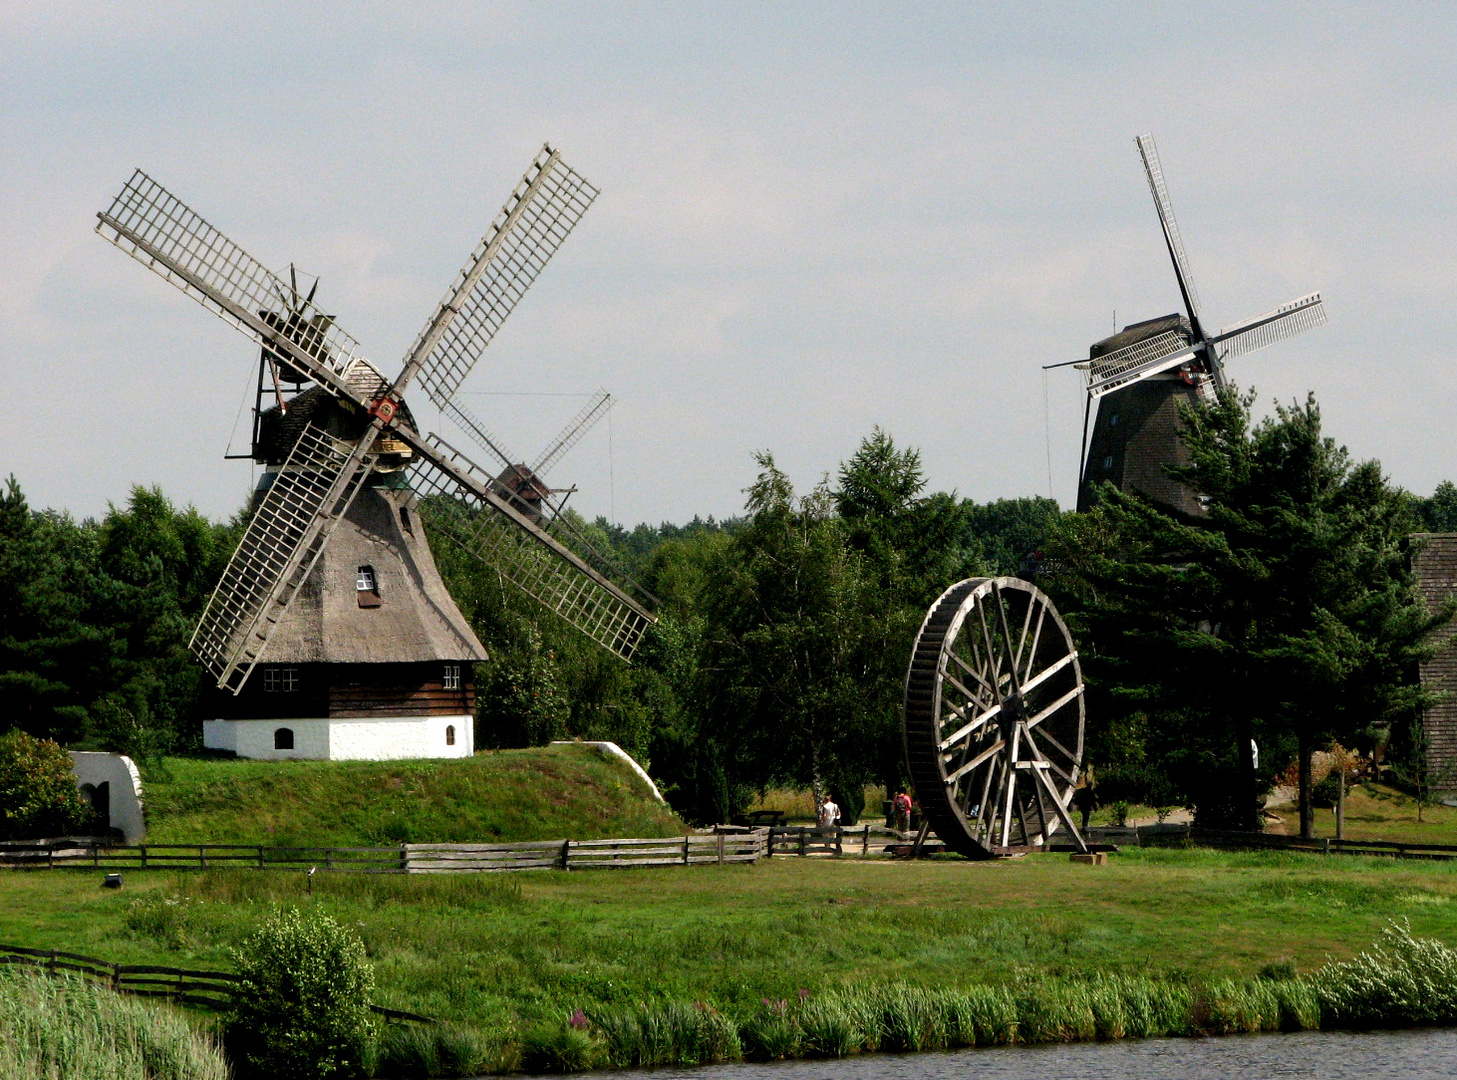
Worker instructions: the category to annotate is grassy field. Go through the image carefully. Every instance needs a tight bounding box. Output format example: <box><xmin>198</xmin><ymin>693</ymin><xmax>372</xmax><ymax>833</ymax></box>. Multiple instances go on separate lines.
<box><xmin>1268</xmin><ymin>782</ymin><xmax>1457</xmax><ymax>844</ymax></box>
<box><xmin>138</xmin><ymin>744</ymin><xmax>685</xmax><ymax>847</ymax></box>
<box><xmin>3</xmin><ymin>847</ymin><xmax>1456</xmax><ymax>1035</ymax></box>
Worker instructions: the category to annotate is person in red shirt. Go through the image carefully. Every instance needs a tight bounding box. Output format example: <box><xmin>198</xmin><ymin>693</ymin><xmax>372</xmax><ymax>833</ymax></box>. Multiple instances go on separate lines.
<box><xmin>893</xmin><ymin>789</ymin><xmax>913</xmax><ymax>835</ymax></box>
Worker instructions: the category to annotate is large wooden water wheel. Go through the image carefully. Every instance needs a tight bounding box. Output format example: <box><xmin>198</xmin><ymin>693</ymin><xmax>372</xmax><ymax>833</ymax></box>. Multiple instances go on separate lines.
<box><xmin>903</xmin><ymin>577</ymin><xmax>1087</xmax><ymax>859</ymax></box>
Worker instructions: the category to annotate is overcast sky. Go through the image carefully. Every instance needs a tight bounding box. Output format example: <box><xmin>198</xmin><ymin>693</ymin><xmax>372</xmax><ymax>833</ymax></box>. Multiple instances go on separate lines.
<box><xmin>5</xmin><ymin>2</ymin><xmax>1456</xmax><ymax>528</ymax></box>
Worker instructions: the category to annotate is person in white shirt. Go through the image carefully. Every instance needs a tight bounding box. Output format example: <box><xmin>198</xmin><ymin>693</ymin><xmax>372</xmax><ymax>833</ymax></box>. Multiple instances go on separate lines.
<box><xmin>818</xmin><ymin>795</ymin><xmax>839</xmax><ymax>828</ymax></box>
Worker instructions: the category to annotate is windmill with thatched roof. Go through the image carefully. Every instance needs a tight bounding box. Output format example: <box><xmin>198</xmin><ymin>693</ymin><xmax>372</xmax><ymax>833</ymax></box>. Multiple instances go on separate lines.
<box><xmin>95</xmin><ymin>148</ymin><xmax>655</xmax><ymax>760</ymax></box>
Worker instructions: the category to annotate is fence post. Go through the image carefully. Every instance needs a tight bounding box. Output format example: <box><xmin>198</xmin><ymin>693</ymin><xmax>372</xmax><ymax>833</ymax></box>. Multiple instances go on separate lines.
<box><xmin>140</xmin><ymin>845</ymin><xmax>147</xmax><ymax>870</ymax></box>
<box><xmin>717</xmin><ymin>833</ymin><xmax>725</xmax><ymax>865</ymax></box>
<box><xmin>834</xmin><ymin>827</ymin><xmax>842</xmax><ymax>856</ymax></box>
<box><xmin>400</xmin><ymin>845</ymin><xmax>409</xmax><ymax>874</ymax></box>
<box><xmin>798</xmin><ymin>830</ymin><xmax>806</xmax><ymax>858</ymax></box>
<box><xmin>863</xmin><ymin>824</ymin><xmax>870</xmax><ymax>856</ymax></box>
<box><xmin>257</xmin><ymin>847</ymin><xmax>264</xmax><ymax>870</ymax></box>
<box><xmin>683</xmin><ymin>835</ymin><xmax>690</xmax><ymax>866</ymax></box>
<box><xmin>561</xmin><ymin>840</ymin><xmax>571</xmax><ymax>870</ymax></box>
<box><xmin>199</xmin><ymin>845</ymin><xmax>207</xmax><ymax>870</ymax></box>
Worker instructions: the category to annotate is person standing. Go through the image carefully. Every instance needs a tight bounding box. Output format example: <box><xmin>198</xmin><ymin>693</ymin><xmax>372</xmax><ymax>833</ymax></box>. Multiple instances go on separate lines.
<box><xmin>818</xmin><ymin>794</ymin><xmax>840</xmax><ymax>829</ymax></box>
<box><xmin>1072</xmin><ymin>764</ymin><xmax>1098</xmax><ymax>830</ymax></box>
<box><xmin>892</xmin><ymin>788</ymin><xmax>913</xmax><ymax>835</ymax></box>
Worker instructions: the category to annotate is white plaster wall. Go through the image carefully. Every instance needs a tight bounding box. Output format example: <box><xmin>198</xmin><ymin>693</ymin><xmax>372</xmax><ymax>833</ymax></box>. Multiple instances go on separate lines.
<box><xmin>69</xmin><ymin>752</ymin><xmax>145</xmax><ymax>843</ymax></box>
<box><xmin>204</xmin><ymin>718</ymin><xmax>331</xmax><ymax>760</ymax></box>
<box><xmin>204</xmin><ymin>716</ymin><xmax>472</xmax><ymax>761</ymax></box>
<box><xmin>330</xmin><ymin>715</ymin><xmax>473</xmax><ymax>760</ymax></box>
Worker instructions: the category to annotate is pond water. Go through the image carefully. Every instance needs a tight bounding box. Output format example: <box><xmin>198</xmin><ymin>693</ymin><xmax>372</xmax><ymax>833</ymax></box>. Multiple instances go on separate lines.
<box><xmin>518</xmin><ymin>1028</ymin><xmax>1457</xmax><ymax>1079</ymax></box>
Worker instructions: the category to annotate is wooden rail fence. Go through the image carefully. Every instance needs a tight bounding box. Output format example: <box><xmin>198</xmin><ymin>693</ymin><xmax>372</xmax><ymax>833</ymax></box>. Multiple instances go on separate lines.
<box><xmin>0</xmin><ymin>943</ymin><xmax>434</xmax><ymax>1022</ymax></box>
<box><xmin>766</xmin><ymin>825</ymin><xmax>876</xmax><ymax>857</ymax></box>
<box><xmin>0</xmin><ymin>833</ymin><xmax>770</xmax><ymax>874</ymax></box>
<box><xmin>1089</xmin><ymin>823</ymin><xmax>1457</xmax><ymax>861</ymax></box>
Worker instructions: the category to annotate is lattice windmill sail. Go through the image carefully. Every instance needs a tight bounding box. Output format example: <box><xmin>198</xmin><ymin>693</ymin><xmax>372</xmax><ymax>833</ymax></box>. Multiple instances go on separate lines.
<box><xmin>441</xmin><ymin>387</ymin><xmax>614</xmax><ymax>521</ymax></box>
<box><xmin>97</xmin><ymin>148</ymin><xmax>655</xmax><ymax>727</ymax></box>
<box><xmin>1072</xmin><ymin>134</ymin><xmax>1328</xmax><ymax>514</ymax></box>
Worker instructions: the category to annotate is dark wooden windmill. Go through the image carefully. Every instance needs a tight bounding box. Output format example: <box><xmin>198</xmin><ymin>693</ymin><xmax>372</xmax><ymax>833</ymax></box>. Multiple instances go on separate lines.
<box><xmin>1074</xmin><ymin>134</ymin><xmax>1328</xmax><ymax>514</ymax></box>
<box><xmin>96</xmin><ymin>148</ymin><xmax>655</xmax><ymax>760</ymax></box>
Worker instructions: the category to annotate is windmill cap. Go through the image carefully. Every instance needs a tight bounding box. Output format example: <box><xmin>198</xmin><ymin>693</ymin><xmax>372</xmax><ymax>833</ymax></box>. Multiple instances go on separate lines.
<box><xmin>1089</xmin><ymin>313</ymin><xmax>1191</xmax><ymax>360</ymax></box>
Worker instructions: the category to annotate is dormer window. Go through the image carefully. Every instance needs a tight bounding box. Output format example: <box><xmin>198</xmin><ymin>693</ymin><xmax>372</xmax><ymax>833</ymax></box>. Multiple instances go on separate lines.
<box><xmin>356</xmin><ymin>565</ymin><xmax>381</xmax><ymax>608</ymax></box>
<box><xmin>443</xmin><ymin>664</ymin><xmax>461</xmax><ymax>691</ymax></box>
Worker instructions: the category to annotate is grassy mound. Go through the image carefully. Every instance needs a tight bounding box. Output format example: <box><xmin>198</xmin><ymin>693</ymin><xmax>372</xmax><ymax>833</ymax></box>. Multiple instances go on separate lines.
<box><xmin>139</xmin><ymin>744</ymin><xmax>685</xmax><ymax>847</ymax></box>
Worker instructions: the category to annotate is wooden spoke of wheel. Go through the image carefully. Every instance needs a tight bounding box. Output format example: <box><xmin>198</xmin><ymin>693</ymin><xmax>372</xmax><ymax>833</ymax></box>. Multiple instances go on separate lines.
<box><xmin>903</xmin><ymin>577</ymin><xmax>1088</xmax><ymax>860</ymax></box>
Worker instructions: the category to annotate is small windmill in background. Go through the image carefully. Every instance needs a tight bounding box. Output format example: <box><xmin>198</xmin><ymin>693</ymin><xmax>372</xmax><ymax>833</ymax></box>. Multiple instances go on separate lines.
<box><xmin>1058</xmin><ymin>133</ymin><xmax>1328</xmax><ymax>515</ymax></box>
<box><xmin>440</xmin><ymin>388</ymin><xmax>614</xmax><ymax>521</ymax></box>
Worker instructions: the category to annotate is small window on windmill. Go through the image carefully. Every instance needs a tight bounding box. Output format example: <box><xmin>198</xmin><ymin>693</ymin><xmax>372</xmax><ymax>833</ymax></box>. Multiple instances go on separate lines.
<box><xmin>443</xmin><ymin>664</ymin><xmax>461</xmax><ymax>691</ymax></box>
<box><xmin>263</xmin><ymin>666</ymin><xmax>300</xmax><ymax>693</ymax></box>
<box><xmin>274</xmin><ymin>727</ymin><xmax>294</xmax><ymax>750</ymax></box>
<box><xmin>1102</xmin><ymin>455</ymin><xmax>1114</xmax><ymax>471</ymax></box>
<box><xmin>399</xmin><ymin>505</ymin><xmax>412</xmax><ymax>534</ymax></box>
<box><xmin>1109</xmin><ymin>413</ymin><xmax>1120</xmax><ymax>428</ymax></box>
<box><xmin>356</xmin><ymin>565</ymin><xmax>381</xmax><ymax>608</ymax></box>
<box><xmin>446</xmin><ymin>725</ymin><xmax>456</xmax><ymax>746</ymax></box>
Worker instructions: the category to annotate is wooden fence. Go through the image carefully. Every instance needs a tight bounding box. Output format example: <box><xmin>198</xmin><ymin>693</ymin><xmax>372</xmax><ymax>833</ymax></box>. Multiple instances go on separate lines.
<box><xmin>766</xmin><ymin>825</ymin><xmax>876</xmax><ymax>857</ymax></box>
<box><xmin>0</xmin><ymin>833</ymin><xmax>770</xmax><ymax>875</ymax></box>
<box><xmin>1089</xmin><ymin>823</ymin><xmax>1457</xmax><ymax>861</ymax></box>
<box><xmin>0</xmin><ymin>943</ymin><xmax>434</xmax><ymax>1021</ymax></box>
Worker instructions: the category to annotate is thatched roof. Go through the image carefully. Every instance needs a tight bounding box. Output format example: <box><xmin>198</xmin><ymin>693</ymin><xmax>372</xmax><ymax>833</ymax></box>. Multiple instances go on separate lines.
<box><xmin>259</xmin><ymin>484</ymin><xmax>487</xmax><ymax>665</ymax></box>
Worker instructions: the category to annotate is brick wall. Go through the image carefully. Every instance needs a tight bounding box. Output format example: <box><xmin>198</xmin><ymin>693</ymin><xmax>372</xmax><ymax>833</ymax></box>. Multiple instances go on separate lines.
<box><xmin>1412</xmin><ymin>534</ymin><xmax>1457</xmax><ymax>786</ymax></box>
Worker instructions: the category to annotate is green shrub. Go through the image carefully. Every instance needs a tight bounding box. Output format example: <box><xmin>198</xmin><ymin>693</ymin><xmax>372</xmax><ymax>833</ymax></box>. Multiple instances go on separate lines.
<box><xmin>225</xmin><ymin>907</ymin><xmax>376</xmax><ymax>1079</ymax></box>
<box><xmin>1311</xmin><ymin>772</ymin><xmax>1342</xmax><ymax>808</ymax></box>
<box><xmin>0</xmin><ymin>967</ymin><xmax>226</xmax><ymax>1079</ymax></box>
<box><xmin>0</xmin><ymin>730</ymin><xmax>92</xmax><ymax>840</ymax></box>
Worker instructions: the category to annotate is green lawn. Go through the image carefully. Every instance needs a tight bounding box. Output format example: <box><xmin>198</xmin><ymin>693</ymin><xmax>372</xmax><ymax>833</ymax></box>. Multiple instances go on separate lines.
<box><xmin>4</xmin><ymin>847</ymin><xmax>1455</xmax><ymax>1033</ymax></box>
<box><xmin>1266</xmin><ymin>782</ymin><xmax>1457</xmax><ymax>845</ymax></box>
<box><xmin>137</xmin><ymin>744</ymin><xmax>685</xmax><ymax>847</ymax></box>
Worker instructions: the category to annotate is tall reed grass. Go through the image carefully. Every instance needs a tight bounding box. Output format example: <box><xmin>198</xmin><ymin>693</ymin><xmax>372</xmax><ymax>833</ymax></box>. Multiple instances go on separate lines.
<box><xmin>375</xmin><ymin>921</ymin><xmax>1457</xmax><ymax>1074</ymax></box>
<box><xmin>0</xmin><ymin>967</ymin><xmax>227</xmax><ymax>1080</ymax></box>
<box><xmin>1313</xmin><ymin>918</ymin><xmax>1457</xmax><ymax>1027</ymax></box>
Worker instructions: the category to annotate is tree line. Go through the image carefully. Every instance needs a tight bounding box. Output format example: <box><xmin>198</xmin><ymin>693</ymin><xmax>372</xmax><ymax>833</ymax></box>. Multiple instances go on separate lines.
<box><xmin>2</xmin><ymin>387</ymin><xmax>1453</xmax><ymax>833</ymax></box>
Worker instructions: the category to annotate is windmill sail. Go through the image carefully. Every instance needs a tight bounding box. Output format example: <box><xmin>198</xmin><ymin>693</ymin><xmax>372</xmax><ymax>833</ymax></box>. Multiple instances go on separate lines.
<box><xmin>439</xmin><ymin>395</ymin><xmax>520</xmax><ymax>475</ymax></box>
<box><xmin>96</xmin><ymin>171</ymin><xmax>364</xmax><ymax>391</ymax></box>
<box><xmin>1086</xmin><ymin>329</ymin><xmax>1196</xmax><ymax>399</ymax></box>
<box><xmin>1210</xmin><ymin>292</ymin><xmax>1327</xmax><ymax>363</ymax></box>
<box><xmin>1136</xmin><ymin>133</ymin><xmax>1202</xmax><ymax>327</ymax></box>
<box><xmin>411</xmin><ymin>147</ymin><xmax>599</xmax><ymax>407</ymax></box>
<box><xmin>411</xmin><ymin>436</ymin><xmax>654</xmax><ymax>661</ymax></box>
<box><xmin>532</xmin><ymin>389</ymin><xmax>612</xmax><ymax>477</ymax></box>
<box><xmin>190</xmin><ymin>425</ymin><xmax>374</xmax><ymax>692</ymax></box>
<box><xmin>99</xmin><ymin>150</ymin><xmax>655</xmax><ymax>688</ymax></box>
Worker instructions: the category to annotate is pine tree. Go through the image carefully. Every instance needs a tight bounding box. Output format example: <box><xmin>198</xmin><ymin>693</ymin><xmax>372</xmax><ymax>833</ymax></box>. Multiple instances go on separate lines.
<box><xmin>1048</xmin><ymin>389</ymin><xmax>1447</xmax><ymax>834</ymax></box>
